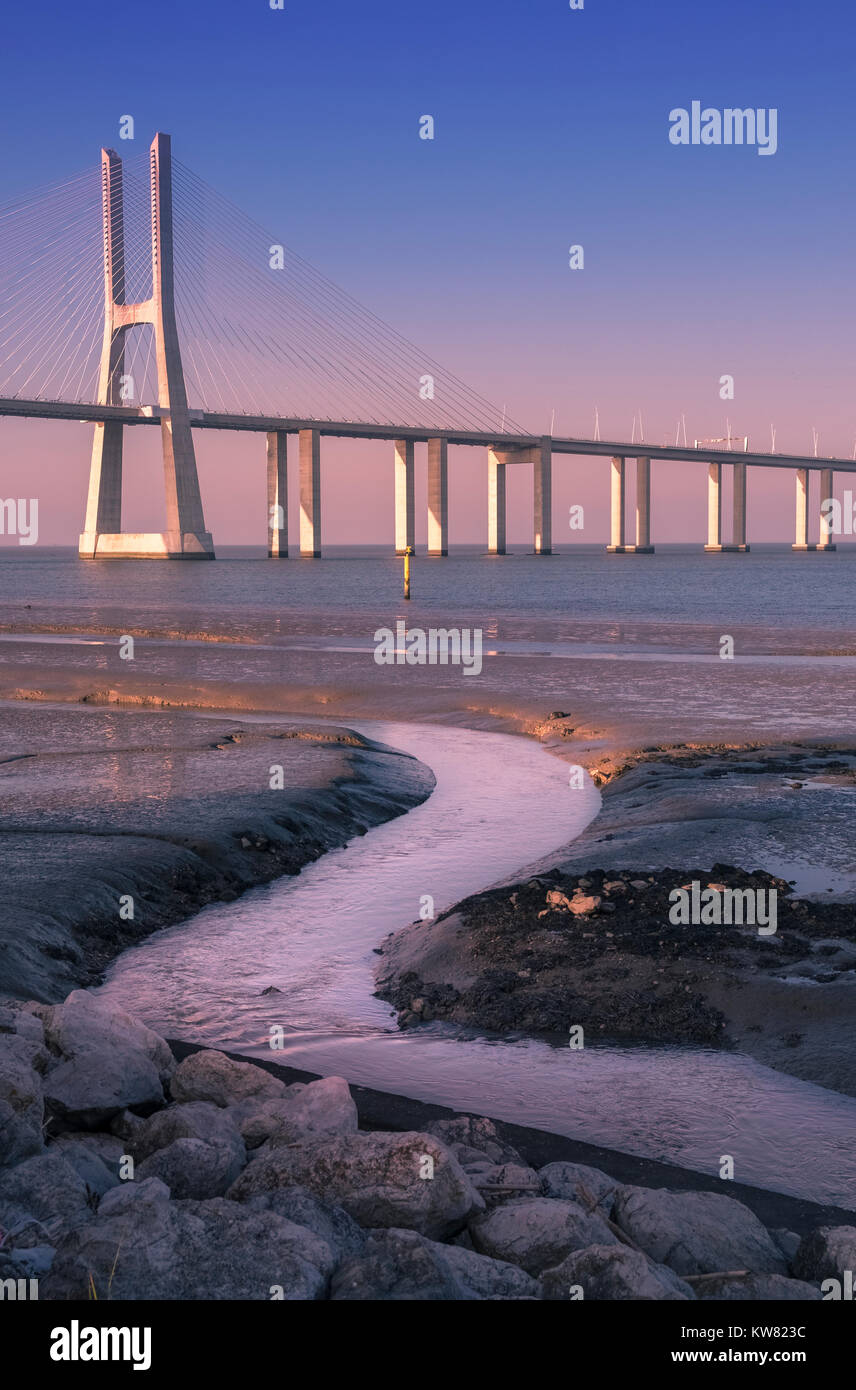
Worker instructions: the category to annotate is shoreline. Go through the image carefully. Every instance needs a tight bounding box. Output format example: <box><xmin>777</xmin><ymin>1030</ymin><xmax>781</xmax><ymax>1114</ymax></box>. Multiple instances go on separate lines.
<box><xmin>376</xmin><ymin>737</ymin><xmax>856</xmax><ymax>1097</ymax></box>
<box><xmin>167</xmin><ymin>1039</ymin><xmax>856</xmax><ymax>1235</ymax></box>
<box><xmin>0</xmin><ymin>707</ymin><xmax>434</xmax><ymax>1004</ymax></box>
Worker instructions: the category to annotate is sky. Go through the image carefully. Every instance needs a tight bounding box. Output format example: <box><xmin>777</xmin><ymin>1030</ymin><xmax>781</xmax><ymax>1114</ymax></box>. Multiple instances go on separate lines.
<box><xmin>1</xmin><ymin>0</ymin><xmax>854</xmax><ymax>546</ymax></box>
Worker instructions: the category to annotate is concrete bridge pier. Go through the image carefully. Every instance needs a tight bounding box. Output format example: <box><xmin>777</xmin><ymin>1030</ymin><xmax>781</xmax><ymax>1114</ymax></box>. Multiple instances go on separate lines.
<box><xmin>266</xmin><ymin>430</ymin><xmax>288</xmax><ymax>557</ymax></box>
<box><xmin>299</xmin><ymin>427</ymin><xmax>321</xmax><ymax>556</ymax></box>
<box><xmin>793</xmin><ymin>467</ymin><xmax>836</xmax><ymax>551</ymax></box>
<box><xmin>427</xmin><ymin>437</ymin><xmax>448</xmax><ymax>555</ymax></box>
<box><xmin>705</xmin><ymin>461</ymin><xmax>749</xmax><ymax>551</ymax></box>
<box><xmin>394</xmin><ymin>438</ymin><xmax>415</xmax><ymax>554</ymax></box>
<box><xmin>487</xmin><ymin>448</ymin><xmax>507</xmax><ymax>554</ymax></box>
<box><xmin>607</xmin><ymin>456</ymin><xmax>626</xmax><ymax>550</ymax></box>
<box><xmin>533</xmin><ymin>436</ymin><xmax>552</xmax><ymax>554</ymax></box>
<box><xmin>608</xmin><ymin>455</ymin><xmax>654</xmax><ymax>552</ymax></box>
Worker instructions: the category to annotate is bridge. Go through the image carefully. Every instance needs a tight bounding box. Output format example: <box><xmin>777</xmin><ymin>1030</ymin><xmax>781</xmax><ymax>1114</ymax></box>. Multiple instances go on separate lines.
<box><xmin>0</xmin><ymin>133</ymin><xmax>848</xmax><ymax>559</ymax></box>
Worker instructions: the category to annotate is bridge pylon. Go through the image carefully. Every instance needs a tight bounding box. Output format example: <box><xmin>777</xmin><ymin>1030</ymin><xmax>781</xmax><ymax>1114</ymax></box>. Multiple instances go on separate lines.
<box><xmin>79</xmin><ymin>134</ymin><xmax>214</xmax><ymax>560</ymax></box>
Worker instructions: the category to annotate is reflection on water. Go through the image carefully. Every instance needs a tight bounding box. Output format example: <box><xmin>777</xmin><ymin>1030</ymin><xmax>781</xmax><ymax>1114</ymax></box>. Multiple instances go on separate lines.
<box><xmin>96</xmin><ymin>720</ymin><xmax>856</xmax><ymax>1210</ymax></box>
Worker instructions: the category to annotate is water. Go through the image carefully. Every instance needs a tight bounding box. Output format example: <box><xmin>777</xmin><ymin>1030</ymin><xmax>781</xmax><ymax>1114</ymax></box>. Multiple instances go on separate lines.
<box><xmin>94</xmin><ymin>719</ymin><xmax>856</xmax><ymax>1210</ymax></box>
<box><xmin>3</xmin><ymin>543</ymin><xmax>856</xmax><ymax>644</ymax></box>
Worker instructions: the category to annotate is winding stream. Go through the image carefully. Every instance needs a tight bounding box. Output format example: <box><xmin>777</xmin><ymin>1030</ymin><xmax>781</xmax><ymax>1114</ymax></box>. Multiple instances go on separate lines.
<box><xmin>95</xmin><ymin>720</ymin><xmax>856</xmax><ymax>1210</ymax></box>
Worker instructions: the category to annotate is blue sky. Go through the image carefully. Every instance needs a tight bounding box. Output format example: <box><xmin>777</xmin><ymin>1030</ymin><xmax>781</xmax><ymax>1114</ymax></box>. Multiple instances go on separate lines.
<box><xmin>2</xmin><ymin>0</ymin><xmax>854</xmax><ymax>542</ymax></box>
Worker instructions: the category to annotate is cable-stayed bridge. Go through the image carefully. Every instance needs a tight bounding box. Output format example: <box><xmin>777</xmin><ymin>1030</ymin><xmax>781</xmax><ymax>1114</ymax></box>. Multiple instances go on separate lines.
<box><xmin>0</xmin><ymin>132</ymin><xmax>850</xmax><ymax>559</ymax></box>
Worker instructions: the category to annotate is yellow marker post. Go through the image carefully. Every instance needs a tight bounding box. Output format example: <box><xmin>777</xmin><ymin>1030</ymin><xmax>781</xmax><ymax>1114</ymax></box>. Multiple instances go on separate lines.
<box><xmin>403</xmin><ymin>545</ymin><xmax>413</xmax><ymax>600</ymax></box>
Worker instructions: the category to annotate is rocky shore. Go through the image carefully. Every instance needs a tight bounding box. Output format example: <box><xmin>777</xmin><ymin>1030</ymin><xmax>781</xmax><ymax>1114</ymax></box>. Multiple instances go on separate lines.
<box><xmin>1</xmin><ymin>991</ymin><xmax>852</xmax><ymax>1301</ymax></box>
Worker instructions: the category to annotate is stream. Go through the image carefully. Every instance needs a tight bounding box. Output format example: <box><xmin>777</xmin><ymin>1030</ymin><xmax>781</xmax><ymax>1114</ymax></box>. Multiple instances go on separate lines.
<box><xmin>94</xmin><ymin>719</ymin><xmax>856</xmax><ymax>1210</ymax></box>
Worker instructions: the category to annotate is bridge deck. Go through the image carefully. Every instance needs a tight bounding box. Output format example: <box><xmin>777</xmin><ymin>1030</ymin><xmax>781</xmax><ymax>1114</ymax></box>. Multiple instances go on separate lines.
<box><xmin>0</xmin><ymin>397</ymin><xmax>852</xmax><ymax>473</ymax></box>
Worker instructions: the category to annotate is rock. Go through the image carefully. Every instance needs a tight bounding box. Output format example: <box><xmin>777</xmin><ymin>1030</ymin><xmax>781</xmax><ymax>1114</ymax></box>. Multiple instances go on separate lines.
<box><xmin>138</xmin><ymin>1137</ymin><xmax>245</xmax><ymax>1199</ymax></box>
<box><xmin>331</xmin><ymin>1228</ymin><xmax>539</xmax><ymax>1301</ymax></box>
<box><xmin>228</xmin><ymin>1130</ymin><xmax>484</xmax><ymax>1240</ymax></box>
<box><xmin>470</xmin><ymin>1162</ymin><xmax>543</xmax><ymax>1203</ymax></box>
<box><xmin>772</xmin><ymin>1229</ymin><xmax>801</xmax><ymax>1264</ymax></box>
<box><xmin>108</xmin><ymin>1109</ymin><xmax>148</xmax><ymax>1144</ymax></box>
<box><xmin>544</xmin><ymin>888</ymin><xmax>602</xmax><ymax>916</ymax></box>
<box><xmin>241</xmin><ymin>1188</ymin><xmax>365</xmax><ymax>1265</ymax></box>
<box><xmin>0</xmin><ymin>1005</ymin><xmax>45</xmax><ymax>1045</ymax></box>
<box><xmin>48</xmin><ymin>1131</ymin><xmax>127</xmax><ymax>1177</ymax></box>
<box><xmin>0</xmin><ymin>1155</ymin><xmax>92</xmax><ymax>1234</ymax></box>
<box><xmin>169</xmin><ymin>1050</ymin><xmax>287</xmax><ymax>1108</ymax></box>
<box><xmin>695</xmin><ymin>1273</ymin><xmax>821</xmax><ymax>1300</ymax></box>
<box><xmin>425</xmin><ymin>1115</ymin><xmax>524</xmax><ymax>1166</ymax></box>
<box><xmin>43</xmin><ymin>1049</ymin><xmax>164</xmax><ymax>1129</ymax></box>
<box><xmin>613</xmin><ymin>1187</ymin><xmax>787</xmax><ymax>1277</ymax></box>
<box><xmin>41</xmin><ymin>991</ymin><xmax>174</xmax><ymax>1083</ymax></box>
<box><xmin>0</xmin><ymin>1039</ymin><xmax>44</xmax><ymax>1130</ymax></box>
<box><xmin>602</xmin><ymin>881</ymin><xmax>627</xmax><ymax>894</ymax></box>
<box><xmin>538</xmin><ymin>1162</ymin><xmax>619</xmax><ymax>1215</ymax></box>
<box><xmin>469</xmin><ymin>1198</ymin><xmax>619</xmax><ymax>1275</ymax></box>
<box><xmin>0</xmin><ymin>1249</ymin><xmax>46</xmax><ymax>1290</ymax></box>
<box><xmin>440</xmin><ymin>1242</ymin><xmax>541</xmax><ymax>1299</ymax></box>
<box><xmin>569</xmin><ymin>893</ymin><xmax>602</xmax><ymax>915</ymax></box>
<box><xmin>230</xmin><ymin>1077</ymin><xmax>357</xmax><ymax>1149</ymax></box>
<box><xmin>133</xmin><ymin>1101</ymin><xmax>245</xmax><ymax>1165</ymax></box>
<box><xmin>541</xmin><ymin>1244</ymin><xmax>695</xmax><ymax>1300</ymax></box>
<box><xmin>43</xmin><ymin>1179</ymin><xmax>328</xmax><ymax>1300</ymax></box>
<box><xmin>45</xmin><ymin>1138</ymin><xmax>118</xmax><ymax>1200</ymax></box>
<box><xmin>0</xmin><ymin>1202</ymin><xmax>48</xmax><ymax>1250</ymax></box>
<box><xmin>630</xmin><ymin>880</ymin><xmax>648</xmax><ymax>890</ymax></box>
<box><xmin>793</xmin><ymin>1225</ymin><xmax>856</xmax><ymax>1282</ymax></box>
<box><xmin>2</xmin><ymin>1243</ymin><xmax>54</xmax><ymax>1277</ymax></box>
<box><xmin>0</xmin><ymin>1099</ymin><xmax>45</xmax><ymax>1168</ymax></box>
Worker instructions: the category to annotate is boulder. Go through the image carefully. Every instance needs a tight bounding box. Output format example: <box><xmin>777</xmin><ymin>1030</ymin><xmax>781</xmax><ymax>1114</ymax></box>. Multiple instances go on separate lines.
<box><xmin>43</xmin><ymin>1179</ymin><xmax>329</xmax><ymax>1300</ymax></box>
<box><xmin>331</xmin><ymin>1227</ymin><xmax>539</xmax><ymax>1301</ymax></box>
<box><xmin>0</xmin><ymin>1099</ymin><xmax>44</xmax><ymax>1168</ymax></box>
<box><xmin>49</xmin><ymin>1131</ymin><xmax>127</xmax><ymax>1179</ymax></box>
<box><xmin>538</xmin><ymin>1161</ymin><xmax>619</xmax><ymax>1215</ymax></box>
<box><xmin>439</xmin><ymin>1241</ymin><xmax>541</xmax><ymax>1299</ymax></box>
<box><xmin>612</xmin><ymin>1187</ymin><xmax>787</xmax><ymax>1277</ymax></box>
<box><xmin>0</xmin><ymin>1005</ymin><xmax>45</xmax><ymax>1045</ymax></box>
<box><xmin>0</xmin><ymin>1155</ymin><xmax>92</xmax><ymax>1233</ymax></box>
<box><xmin>45</xmin><ymin>1138</ymin><xmax>118</xmax><ymax>1200</ymax></box>
<box><xmin>40</xmin><ymin>992</ymin><xmax>174</xmax><ymax>1083</ymax></box>
<box><xmin>241</xmin><ymin>1188</ymin><xmax>365</xmax><ymax>1265</ymax></box>
<box><xmin>793</xmin><ymin>1225</ymin><xmax>856</xmax><ymax>1283</ymax></box>
<box><xmin>138</xmin><ymin>1137</ymin><xmax>245</xmax><ymax>1199</ymax></box>
<box><xmin>228</xmin><ymin>1131</ymin><xmax>484</xmax><ymax>1240</ymax></box>
<box><xmin>1</xmin><ymin>1243</ymin><xmax>54</xmax><ymax>1277</ymax></box>
<box><xmin>0</xmin><ymin>1039</ymin><xmax>44</xmax><ymax>1130</ymax></box>
<box><xmin>695</xmin><ymin>1273</ymin><xmax>821</xmax><ymax>1300</ymax></box>
<box><xmin>541</xmin><ymin>1243</ymin><xmax>695</xmax><ymax>1300</ymax></box>
<box><xmin>424</xmin><ymin>1115</ymin><xmax>524</xmax><ymax>1166</ymax></box>
<box><xmin>469</xmin><ymin>1197</ymin><xmax>619</xmax><ymax>1275</ymax></box>
<box><xmin>470</xmin><ymin>1162</ymin><xmax>543</xmax><ymax>1203</ymax></box>
<box><xmin>43</xmin><ymin>1049</ymin><xmax>164</xmax><ymax>1129</ymax></box>
<box><xmin>169</xmin><ymin>1050</ymin><xmax>286</xmax><ymax>1108</ymax></box>
<box><xmin>230</xmin><ymin>1077</ymin><xmax>357</xmax><ymax>1148</ymax></box>
<box><xmin>0</xmin><ymin>1202</ymin><xmax>49</xmax><ymax>1250</ymax></box>
<box><xmin>133</xmin><ymin>1101</ymin><xmax>245</xmax><ymax>1166</ymax></box>
<box><xmin>772</xmin><ymin>1229</ymin><xmax>801</xmax><ymax>1264</ymax></box>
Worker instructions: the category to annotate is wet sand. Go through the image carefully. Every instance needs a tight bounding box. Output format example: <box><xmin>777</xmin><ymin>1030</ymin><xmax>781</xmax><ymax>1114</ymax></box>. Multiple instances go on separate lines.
<box><xmin>0</xmin><ymin>705</ymin><xmax>433</xmax><ymax>1003</ymax></box>
<box><xmin>1</xmin><ymin>603</ymin><xmax>854</xmax><ymax>1104</ymax></box>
